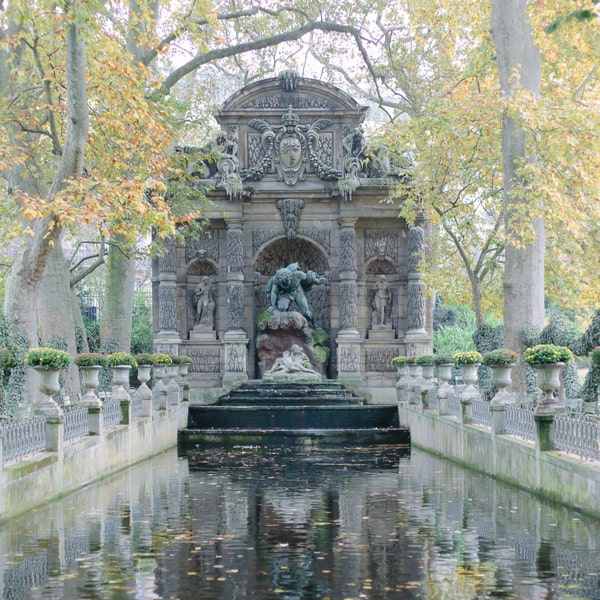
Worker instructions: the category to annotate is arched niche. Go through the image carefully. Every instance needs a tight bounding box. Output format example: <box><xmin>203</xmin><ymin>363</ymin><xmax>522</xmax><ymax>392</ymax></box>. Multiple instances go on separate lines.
<box><xmin>253</xmin><ymin>236</ymin><xmax>330</xmax><ymax>332</ymax></box>
<box><xmin>185</xmin><ymin>260</ymin><xmax>218</xmax><ymax>334</ymax></box>
<box><xmin>365</xmin><ymin>258</ymin><xmax>401</xmax><ymax>333</ymax></box>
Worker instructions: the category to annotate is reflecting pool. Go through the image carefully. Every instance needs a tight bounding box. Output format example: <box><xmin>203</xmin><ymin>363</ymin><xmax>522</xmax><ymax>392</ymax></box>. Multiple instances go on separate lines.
<box><xmin>2</xmin><ymin>445</ymin><xmax>600</xmax><ymax>599</ymax></box>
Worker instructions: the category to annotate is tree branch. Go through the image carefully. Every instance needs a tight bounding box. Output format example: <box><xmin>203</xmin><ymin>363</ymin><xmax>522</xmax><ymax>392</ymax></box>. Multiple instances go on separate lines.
<box><xmin>148</xmin><ymin>21</ymin><xmax>378</xmax><ymax>100</ymax></box>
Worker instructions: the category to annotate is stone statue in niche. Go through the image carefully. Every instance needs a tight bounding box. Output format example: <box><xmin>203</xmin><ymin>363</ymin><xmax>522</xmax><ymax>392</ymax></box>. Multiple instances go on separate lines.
<box><xmin>266</xmin><ymin>262</ymin><xmax>327</xmax><ymax>330</ymax></box>
<box><xmin>371</xmin><ymin>274</ymin><xmax>391</xmax><ymax>326</ymax></box>
<box><xmin>194</xmin><ymin>276</ymin><xmax>215</xmax><ymax>328</ymax></box>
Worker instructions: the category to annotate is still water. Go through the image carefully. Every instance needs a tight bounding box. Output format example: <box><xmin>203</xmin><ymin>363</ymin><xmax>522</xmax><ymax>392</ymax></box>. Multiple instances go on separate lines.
<box><xmin>2</xmin><ymin>445</ymin><xmax>600</xmax><ymax>599</ymax></box>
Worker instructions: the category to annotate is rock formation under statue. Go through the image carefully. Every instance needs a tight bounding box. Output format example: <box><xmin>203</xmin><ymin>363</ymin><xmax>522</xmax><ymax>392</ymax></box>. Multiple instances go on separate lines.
<box><xmin>256</xmin><ymin>309</ymin><xmax>329</xmax><ymax>377</ymax></box>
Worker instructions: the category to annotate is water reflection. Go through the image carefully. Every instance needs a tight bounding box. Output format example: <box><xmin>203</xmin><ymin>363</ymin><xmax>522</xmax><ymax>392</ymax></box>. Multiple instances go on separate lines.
<box><xmin>1</xmin><ymin>446</ymin><xmax>600</xmax><ymax>599</ymax></box>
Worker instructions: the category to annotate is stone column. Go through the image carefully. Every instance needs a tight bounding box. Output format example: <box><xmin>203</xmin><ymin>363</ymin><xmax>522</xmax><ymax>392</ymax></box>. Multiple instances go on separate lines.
<box><xmin>404</xmin><ymin>220</ymin><xmax>430</xmax><ymax>350</ymax></box>
<box><xmin>223</xmin><ymin>218</ymin><xmax>248</xmax><ymax>386</ymax></box>
<box><xmin>155</xmin><ymin>238</ymin><xmax>181</xmax><ymax>354</ymax></box>
<box><xmin>336</xmin><ymin>218</ymin><xmax>363</xmax><ymax>385</ymax></box>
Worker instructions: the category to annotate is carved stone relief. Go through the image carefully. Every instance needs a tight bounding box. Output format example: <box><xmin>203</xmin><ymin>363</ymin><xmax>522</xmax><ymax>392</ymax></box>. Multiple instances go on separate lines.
<box><xmin>365</xmin><ymin>348</ymin><xmax>398</xmax><ymax>372</ymax></box>
<box><xmin>253</xmin><ymin>228</ymin><xmax>330</xmax><ymax>255</ymax></box>
<box><xmin>185</xmin><ymin>231</ymin><xmax>219</xmax><ymax>264</ymax></box>
<box><xmin>408</xmin><ymin>225</ymin><xmax>425</xmax><ymax>273</ymax></box>
<box><xmin>158</xmin><ymin>283</ymin><xmax>177</xmax><ymax>330</ymax></box>
<box><xmin>186</xmin><ymin>347</ymin><xmax>221</xmax><ymax>373</ymax></box>
<box><xmin>339</xmin><ymin>228</ymin><xmax>357</xmax><ymax>273</ymax></box>
<box><xmin>226</xmin><ymin>227</ymin><xmax>244</xmax><ymax>273</ymax></box>
<box><xmin>364</xmin><ymin>228</ymin><xmax>400</xmax><ymax>263</ymax></box>
<box><xmin>338</xmin><ymin>346</ymin><xmax>360</xmax><ymax>372</ymax></box>
<box><xmin>277</xmin><ymin>198</ymin><xmax>304</xmax><ymax>239</ymax></box>
<box><xmin>225</xmin><ymin>344</ymin><xmax>246</xmax><ymax>372</ymax></box>
<box><xmin>241</xmin><ymin>94</ymin><xmax>335</xmax><ymax>110</ymax></box>
<box><xmin>407</xmin><ymin>280</ymin><xmax>426</xmax><ymax>330</ymax></box>
<box><xmin>227</xmin><ymin>282</ymin><xmax>245</xmax><ymax>330</ymax></box>
<box><xmin>339</xmin><ymin>282</ymin><xmax>358</xmax><ymax>330</ymax></box>
<box><xmin>244</xmin><ymin>108</ymin><xmax>339</xmax><ymax>184</ymax></box>
<box><xmin>158</xmin><ymin>240</ymin><xmax>177</xmax><ymax>273</ymax></box>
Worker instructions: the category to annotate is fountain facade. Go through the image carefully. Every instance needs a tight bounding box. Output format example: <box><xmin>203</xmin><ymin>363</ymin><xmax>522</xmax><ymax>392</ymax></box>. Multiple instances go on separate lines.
<box><xmin>153</xmin><ymin>71</ymin><xmax>433</xmax><ymax>402</ymax></box>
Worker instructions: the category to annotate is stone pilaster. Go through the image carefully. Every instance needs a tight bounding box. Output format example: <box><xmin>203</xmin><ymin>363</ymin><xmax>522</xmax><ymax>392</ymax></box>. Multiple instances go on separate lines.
<box><xmin>336</xmin><ymin>218</ymin><xmax>362</xmax><ymax>384</ymax></box>
<box><xmin>224</xmin><ymin>218</ymin><xmax>248</xmax><ymax>385</ymax></box>
<box><xmin>155</xmin><ymin>238</ymin><xmax>181</xmax><ymax>352</ymax></box>
<box><xmin>405</xmin><ymin>221</ymin><xmax>430</xmax><ymax>349</ymax></box>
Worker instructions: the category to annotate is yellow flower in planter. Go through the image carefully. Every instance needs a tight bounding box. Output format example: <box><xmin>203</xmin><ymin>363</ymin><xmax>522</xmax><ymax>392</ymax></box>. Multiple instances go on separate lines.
<box><xmin>24</xmin><ymin>347</ymin><xmax>72</xmax><ymax>369</ymax></box>
<box><xmin>452</xmin><ymin>351</ymin><xmax>483</xmax><ymax>365</ymax></box>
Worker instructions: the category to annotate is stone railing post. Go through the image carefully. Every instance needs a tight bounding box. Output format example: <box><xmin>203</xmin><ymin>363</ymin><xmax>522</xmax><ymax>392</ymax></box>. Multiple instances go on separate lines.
<box><xmin>139</xmin><ymin>385</ymin><xmax>153</xmax><ymax>418</ymax></box>
<box><xmin>460</xmin><ymin>398</ymin><xmax>473</xmax><ymax>424</ymax></box>
<box><xmin>407</xmin><ymin>365</ymin><xmax>422</xmax><ymax>406</ymax></box>
<box><xmin>395</xmin><ymin>365</ymin><xmax>409</xmax><ymax>404</ymax></box>
<box><xmin>490</xmin><ymin>401</ymin><xmax>507</xmax><ymax>435</ymax></box>
<box><xmin>45</xmin><ymin>414</ymin><xmax>64</xmax><ymax>454</ymax></box>
<box><xmin>534</xmin><ymin>413</ymin><xmax>555</xmax><ymax>452</ymax></box>
<box><xmin>87</xmin><ymin>405</ymin><xmax>104</xmax><ymax>436</ymax></box>
<box><xmin>166</xmin><ymin>365</ymin><xmax>180</xmax><ymax>405</ymax></box>
<box><xmin>120</xmin><ymin>399</ymin><xmax>131</xmax><ymax>425</ymax></box>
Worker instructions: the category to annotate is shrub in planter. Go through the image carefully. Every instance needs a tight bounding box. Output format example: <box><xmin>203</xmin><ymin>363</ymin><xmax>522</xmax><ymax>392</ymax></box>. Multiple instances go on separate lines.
<box><xmin>482</xmin><ymin>349</ymin><xmax>519</xmax><ymax>366</ymax></box>
<box><xmin>391</xmin><ymin>356</ymin><xmax>407</xmax><ymax>367</ymax></box>
<box><xmin>452</xmin><ymin>350</ymin><xmax>483</xmax><ymax>365</ymax></box>
<box><xmin>433</xmin><ymin>354</ymin><xmax>454</xmax><ymax>365</ymax></box>
<box><xmin>24</xmin><ymin>347</ymin><xmax>72</xmax><ymax>369</ymax></box>
<box><xmin>134</xmin><ymin>353</ymin><xmax>154</xmax><ymax>366</ymax></box>
<box><xmin>74</xmin><ymin>352</ymin><xmax>107</xmax><ymax>367</ymax></box>
<box><xmin>415</xmin><ymin>354</ymin><xmax>435</xmax><ymax>365</ymax></box>
<box><xmin>152</xmin><ymin>353</ymin><xmax>173</xmax><ymax>366</ymax></box>
<box><xmin>523</xmin><ymin>344</ymin><xmax>573</xmax><ymax>366</ymax></box>
<box><xmin>178</xmin><ymin>355</ymin><xmax>192</xmax><ymax>365</ymax></box>
<box><xmin>106</xmin><ymin>352</ymin><xmax>137</xmax><ymax>368</ymax></box>
<box><xmin>0</xmin><ymin>348</ymin><xmax>15</xmax><ymax>370</ymax></box>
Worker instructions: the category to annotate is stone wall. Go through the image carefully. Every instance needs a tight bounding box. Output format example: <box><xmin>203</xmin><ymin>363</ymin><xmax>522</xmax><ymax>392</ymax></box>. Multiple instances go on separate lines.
<box><xmin>0</xmin><ymin>404</ymin><xmax>187</xmax><ymax>523</ymax></box>
<box><xmin>399</xmin><ymin>405</ymin><xmax>600</xmax><ymax>519</ymax></box>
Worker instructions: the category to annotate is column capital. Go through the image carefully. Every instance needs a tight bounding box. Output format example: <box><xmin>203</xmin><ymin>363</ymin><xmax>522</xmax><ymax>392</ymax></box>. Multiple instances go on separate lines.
<box><xmin>225</xmin><ymin>217</ymin><xmax>245</xmax><ymax>229</ymax></box>
<box><xmin>338</xmin><ymin>217</ymin><xmax>358</xmax><ymax>228</ymax></box>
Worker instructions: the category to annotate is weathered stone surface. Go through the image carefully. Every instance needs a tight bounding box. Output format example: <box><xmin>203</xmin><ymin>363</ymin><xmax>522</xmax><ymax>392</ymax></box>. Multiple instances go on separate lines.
<box><xmin>256</xmin><ymin>310</ymin><xmax>328</xmax><ymax>376</ymax></box>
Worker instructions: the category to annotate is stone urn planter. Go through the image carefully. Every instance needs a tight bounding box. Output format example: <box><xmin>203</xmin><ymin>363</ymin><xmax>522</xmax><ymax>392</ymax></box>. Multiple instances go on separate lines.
<box><xmin>75</xmin><ymin>353</ymin><xmax>108</xmax><ymax>407</ymax></box>
<box><xmin>460</xmin><ymin>363</ymin><xmax>480</xmax><ymax>395</ymax></box>
<box><xmin>34</xmin><ymin>366</ymin><xmax>62</xmax><ymax>409</ymax></box>
<box><xmin>482</xmin><ymin>349</ymin><xmax>520</xmax><ymax>406</ymax></box>
<box><xmin>533</xmin><ymin>363</ymin><xmax>565</xmax><ymax>405</ymax></box>
<box><xmin>25</xmin><ymin>347</ymin><xmax>72</xmax><ymax>415</ymax></box>
<box><xmin>137</xmin><ymin>364</ymin><xmax>152</xmax><ymax>387</ymax></box>
<box><xmin>523</xmin><ymin>344</ymin><xmax>573</xmax><ymax>412</ymax></box>
<box><xmin>453</xmin><ymin>351</ymin><xmax>483</xmax><ymax>401</ymax></box>
<box><xmin>437</xmin><ymin>363</ymin><xmax>453</xmax><ymax>388</ymax></box>
<box><xmin>79</xmin><ymin>366</ymin><xmax>103</xmax><ymax>406</ymax></box>
<box><xmin>110</xmin><ymin>365</ymin><xmax>132</xmax><ymax>402</ymax></box>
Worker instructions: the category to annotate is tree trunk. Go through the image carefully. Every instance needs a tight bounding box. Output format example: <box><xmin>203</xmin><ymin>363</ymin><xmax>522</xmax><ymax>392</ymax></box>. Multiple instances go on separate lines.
<box><xmin>3</xmin><ymin>19</ymin><xmax>89</xmax><ymax>403</ymax></box>
<box><xmin>492</xmin><ymin>0</ymin><xmax>545</xmax><ymax>401</ymax></box>
<box><xmin>100</xmin><ymin>240</ymin><xmax>136</xmax><ymax>351</ymax></box>
<box><xmin>470</xmin><ymin>276</ymin><xmax>485</xmax><ymax>328</ymax></box>
<box><xmin>37</xmin><ymin>243</ymin><xmax>81</xmax><ymax>399</ymax></box>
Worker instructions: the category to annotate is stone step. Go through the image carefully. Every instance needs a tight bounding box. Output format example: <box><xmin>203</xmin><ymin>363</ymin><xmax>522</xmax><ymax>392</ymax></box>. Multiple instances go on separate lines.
<box><xmin>179</xmin><ymin>427</ymin><xmax>410</xmax><ymax>449</ymax></box>
<box><xmin>221</xmin><ymin>395</ymin><xmax>364</xmax><ymax>406</ymax></box>
<box><xmin>187</xmin><ymin>404</ymin><xmax>399</xmax><ymax>430</ymax></box>
<box><xmin>218</xmin><ymin>381</ymin><xmax>365</xmax><ymax>406</ymax></box>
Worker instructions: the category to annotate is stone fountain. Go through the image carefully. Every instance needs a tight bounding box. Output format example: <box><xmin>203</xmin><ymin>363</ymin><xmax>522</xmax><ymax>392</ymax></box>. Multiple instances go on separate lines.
<box><xmin>179</xmin><ymin>263</ymin><xmax>409</xmax><ymax>449</ymax></box>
